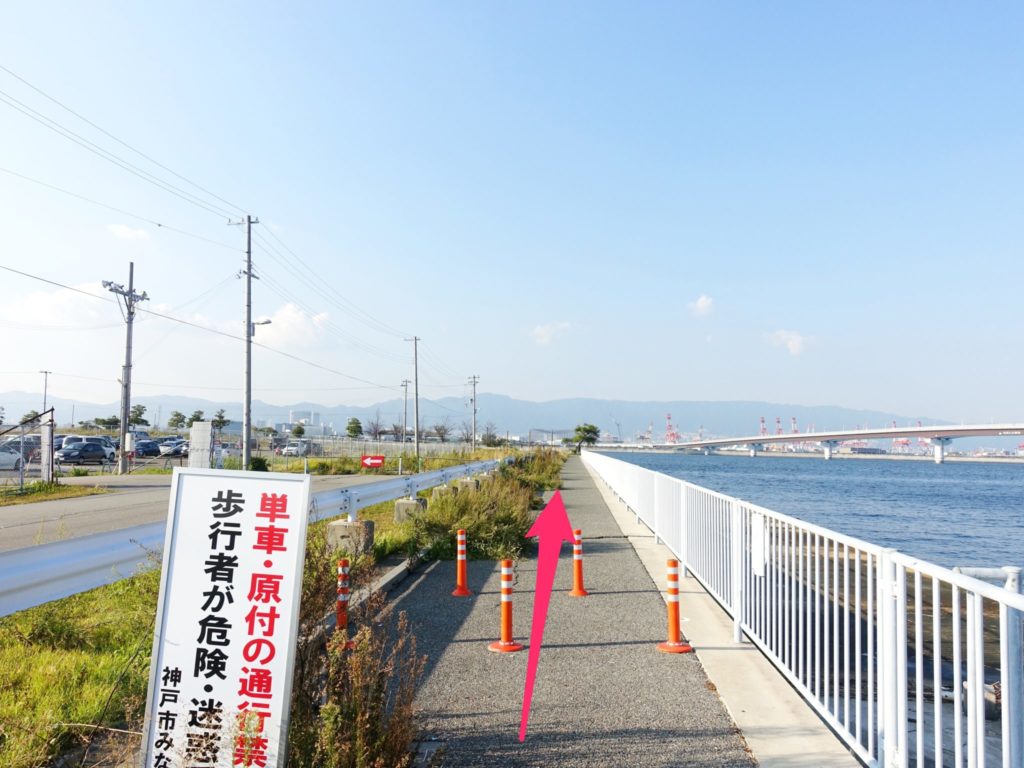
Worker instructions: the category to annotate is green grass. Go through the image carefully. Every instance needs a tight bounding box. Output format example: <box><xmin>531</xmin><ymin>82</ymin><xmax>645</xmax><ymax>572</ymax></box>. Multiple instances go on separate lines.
<box><xmin>0</xmin><ymin>481</ymin><xmax>109</xmax><ymax>506</ymax></box>
<box><xmin>0</xmin><ymin>449</ymin><xmax>564</xmax><ymax>768</ymax></box>
<box><xmin>0</xmin><ymin>566</ymin><xmax>160</xmax><ymax>768</ymax></box>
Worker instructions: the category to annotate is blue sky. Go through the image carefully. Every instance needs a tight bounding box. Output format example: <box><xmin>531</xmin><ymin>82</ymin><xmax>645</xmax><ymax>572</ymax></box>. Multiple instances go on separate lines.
<box><xmin>1</xmin><ymin>3</ymin><xmax>1022</xmax><ymax>427</ymax></box>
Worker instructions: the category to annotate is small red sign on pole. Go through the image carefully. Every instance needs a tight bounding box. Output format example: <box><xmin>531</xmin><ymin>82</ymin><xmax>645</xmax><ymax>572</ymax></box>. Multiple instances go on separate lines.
<box><xmin>361</xmin><ymin>454</ymin><xmax>385</xmax><ymax>468</ymax></box>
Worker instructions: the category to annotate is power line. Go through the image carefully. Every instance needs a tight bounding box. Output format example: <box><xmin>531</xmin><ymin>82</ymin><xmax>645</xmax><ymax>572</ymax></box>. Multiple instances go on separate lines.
<box><xmin>254</xmin><ymin>229</ymin><xmax>409</xmax><ymax>339</ymax></box>
<box><xmin>256</xmin><ymin>265</ymin><xmax>408</xmax><ymax>363</ymax></box>
<box><xmin>0</xmin><ymin>166</ymin><xmax>241</xmax><ymax>251</ymax></box>
<box><xmin>0</xmin><ymin>87</ymin><xmax>236</xmax><ymax>219</ymax></box>
<box><xmin>2</xmin><ymin>266</ymin><xmax>403</xmax><ymax>397</ymax></box>
<box><xmin>0</xmin><ymin>264</ymin><xmax>112</xmax><ymax>303</ymax></box>
<box><xmin>0</xmin><ymin>64</ymin><xmax>247</xmax><ymax>218</ymax></box>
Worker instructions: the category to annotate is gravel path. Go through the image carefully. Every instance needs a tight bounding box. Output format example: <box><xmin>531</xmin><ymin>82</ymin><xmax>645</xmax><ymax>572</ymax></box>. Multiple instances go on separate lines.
<box><xmin>389</xmin><ymin>456</ymin><xmax>757</xmax><ymax>767</ymax></box>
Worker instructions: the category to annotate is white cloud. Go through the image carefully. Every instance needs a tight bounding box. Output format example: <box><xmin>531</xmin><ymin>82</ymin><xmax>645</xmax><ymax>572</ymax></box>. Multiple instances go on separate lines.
<box><xmin>767</xmin><ymin>330</ymin><xmax>813</xmax><ymax>356</ymax></box>
<box><xmin>253</xmin><ymin>304</ymin><xmax>329</xmax><ymax>348</ymax></box>
<box><xmin>688</xmin><ymin>294</ymin><xmax>714</xmax><ymax>316</ymax></box>
<box><xmin>107</xmin><ymin>224</ymin><xmax>150</xmax><ymax>240</ymax></box>
<box><xmin>531</xmin><ymin>321</ymin><xmax>572</xmax><ymax>345</ymax></box>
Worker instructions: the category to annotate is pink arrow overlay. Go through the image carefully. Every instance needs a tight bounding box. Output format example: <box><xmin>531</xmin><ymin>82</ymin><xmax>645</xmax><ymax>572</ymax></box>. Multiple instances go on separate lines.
<box><xmin>519</xmin><ymin>490</ymin><xmax>576</xmax><ymax>742</ymax></box>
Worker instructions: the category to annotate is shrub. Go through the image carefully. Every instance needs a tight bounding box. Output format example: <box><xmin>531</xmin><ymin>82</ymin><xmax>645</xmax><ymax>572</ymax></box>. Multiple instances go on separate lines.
<box><xmin>250</xmin><ymin>456</ymin><xmax>269</xmax><ymax>472</ymax></box>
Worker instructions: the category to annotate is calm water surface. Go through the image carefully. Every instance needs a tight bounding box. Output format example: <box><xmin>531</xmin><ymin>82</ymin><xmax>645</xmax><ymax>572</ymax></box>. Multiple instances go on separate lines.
<box><xmin>610</xmin><ymin>452</ymin><xmax>1024</xmax><ymax>569</ymax></box>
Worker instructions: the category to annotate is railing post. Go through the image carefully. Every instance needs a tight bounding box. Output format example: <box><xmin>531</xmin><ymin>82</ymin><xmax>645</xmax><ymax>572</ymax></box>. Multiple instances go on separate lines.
<box><xmin>653</xmin><ymin>473</ymin><xmax>661</xmax><ymax>545</ymax></box>
<box><xmin>731</xmin><ymin>499</ymin><xmax>743</xmax><ymax>643</ymax></box>
<box><xmin>878</xmin><ymin>548</ymin><xmax>900</xmax><ymax>768</ymax></box>
<box><xmin>680</xmin><ymin>483</ymin><xmax>689</xmax><ymax>579</ymax></box>
<box><xmin>1004</xmin><ymin>566</ymin><xmax>1023</xmax><ymax>768</ymax></box>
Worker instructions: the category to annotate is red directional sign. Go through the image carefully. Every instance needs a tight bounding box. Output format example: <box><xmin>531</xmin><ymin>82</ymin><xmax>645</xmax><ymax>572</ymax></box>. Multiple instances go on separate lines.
<box><xmin>361</xmin><ymin>454</ymin><xmax>385</xmax><ymax>468</ymax></box>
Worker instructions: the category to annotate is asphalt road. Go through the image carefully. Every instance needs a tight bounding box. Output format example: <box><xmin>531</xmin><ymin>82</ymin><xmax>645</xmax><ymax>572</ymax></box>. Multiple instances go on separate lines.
<box><xmin>390</xmin><ymin>456</ymin><xmax>756</xmax><ymax>767</ymax></box>
<box><xmin>0</xmin><ymin>472</ymin><xmax>389</xmax><ymax>553</ymax></box>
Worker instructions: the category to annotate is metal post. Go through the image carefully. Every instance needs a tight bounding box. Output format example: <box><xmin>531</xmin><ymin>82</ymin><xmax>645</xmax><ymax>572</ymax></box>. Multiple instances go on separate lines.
<box><xmin>40</xmin><ymin>370</ymin><xmax>51</xmax><ymax>414</ymax></box>
<box><xmin>241</xmin><ymin>214</ymin><xmax>260</xmax><ymax>471</ymax></box>
<box><xmin>17</xmin><ymin>422</ymin><xmax>25</xmax><ymax>489</ymax></box>
<box><xmin>469</xmin><ymin>374</ymin><xmax>479</xmax><ymax>451</ymax></box>
<box><xmin>401</xmin><ymin>379</ymin><xmax>409</xmax><ymax>448</ymax></box>
<box><xmin>879</xmin><ymin>549</ymin><xmax>899</xmax><ymax>768</ymax></box>
<box><xmin>104</xmin><ymin>263</ymin><xmax>148</xmax><ymax>475</ymax></box>
<box><xmin>731</xmin><ymin>499</ymin><xmax>743</xmax><ymax>643</ymax></box>
<box><xmin>405</xmin><ymin>337</ymin><xmax>420</xmax><ymax>468</ymax></box>
<box><xmin>1003</xmin><ymin>566</ymin><xmax>1023</xmax><ymax>767</ymax></box>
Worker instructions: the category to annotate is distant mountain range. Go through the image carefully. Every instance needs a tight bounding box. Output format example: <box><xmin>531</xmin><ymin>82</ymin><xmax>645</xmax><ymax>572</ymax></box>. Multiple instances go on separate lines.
<box><xmin>1</xmin><ymin>389</ymin><xmax>945</xmax><ymax>440</ymax></box>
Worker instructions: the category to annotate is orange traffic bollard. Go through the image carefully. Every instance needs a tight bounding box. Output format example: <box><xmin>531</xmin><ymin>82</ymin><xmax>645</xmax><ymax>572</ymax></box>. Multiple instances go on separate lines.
<box><xmin>452</xmin><ymin>529</ymin><xmax>472</xmax><ymax>597</ymax></box>
<box><xmin>568</xmin><ymin>529</ymin><xmax>589</xmax><ymax>597</ymax></box>
<box><xmin>488</xmin><ymin>559</ymin><xmax>524</xmax><ymax>653</ymax></box>
<box><xmin>336</xmin><ymin>559</ymin><xmax>355</xmax><ymax>649</ymax></box>
<box><xmin>657</xmin><ymin>559</ymin><xmax>693</xmax><ymax>654</ymax></box>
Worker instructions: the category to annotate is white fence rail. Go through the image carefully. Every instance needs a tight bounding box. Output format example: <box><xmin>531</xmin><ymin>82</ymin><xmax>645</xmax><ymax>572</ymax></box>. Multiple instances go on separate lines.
<box><xmin>0</xmin><ymin>461</ymin><xmax>497</xmax><ymax>618</ymax></box>
<box><xmin>582</xmin><ymin>450</ymin><xmax>1024</xmax><ymax>768</ymax></box>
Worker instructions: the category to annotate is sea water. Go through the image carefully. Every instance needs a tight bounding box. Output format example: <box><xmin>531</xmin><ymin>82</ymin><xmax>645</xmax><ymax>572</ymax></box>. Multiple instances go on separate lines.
<box><xmin>609</xmin><ymin>452</ymin><xmax>1024</xmax><ymax>570</ymax></box>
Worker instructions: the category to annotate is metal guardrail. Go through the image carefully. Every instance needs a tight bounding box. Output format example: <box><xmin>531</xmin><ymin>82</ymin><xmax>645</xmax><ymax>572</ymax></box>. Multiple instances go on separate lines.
<box><xmin>582</xmin><ymin>450</ymin><xmax>1024</xmax><ymax>768</ymax></box>
<box><xmin>0</xmin><ymin>461</ymin><xmax>497</xmax><ymax>618</ymax></box>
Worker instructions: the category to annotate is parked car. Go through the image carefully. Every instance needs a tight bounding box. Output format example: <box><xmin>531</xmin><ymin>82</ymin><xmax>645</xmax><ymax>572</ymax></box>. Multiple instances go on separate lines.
<box><xmin>159</xmin><ymin>439</ymin><xmax>186</xmax><ymax>456</ymax></box>
<box><xmin>0</xmin><ymin>444</ymin><xmax>23</xmax><ymax>470</ymax></box>
<box><xmin>134</xmin><ymin>440</ymin><xmax>161</xmax><ymax>457</ymax></box>
<box><xmin>281</xmin><ymin>440</ymin><xmax>310</xmax><ymax>457</ymax></box>
<box><xmin>55</xmin><ymin>442</ymin><xmax>110</xmax><ymax>465</ymax></box>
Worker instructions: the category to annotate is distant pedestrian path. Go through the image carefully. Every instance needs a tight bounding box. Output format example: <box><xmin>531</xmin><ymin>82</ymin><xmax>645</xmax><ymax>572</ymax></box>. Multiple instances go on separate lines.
<box><xmin>390</xmin><ymin>456</ymin><xmax>756</xmax><ymax>767</ymax></box>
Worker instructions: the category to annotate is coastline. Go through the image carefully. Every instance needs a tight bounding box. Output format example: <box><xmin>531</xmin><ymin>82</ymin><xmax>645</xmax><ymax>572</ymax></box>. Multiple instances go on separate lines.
<box><xmin>598</xmin><ymin>448</ymin><xmax>1024</xmax><ymax>464</ymax></box>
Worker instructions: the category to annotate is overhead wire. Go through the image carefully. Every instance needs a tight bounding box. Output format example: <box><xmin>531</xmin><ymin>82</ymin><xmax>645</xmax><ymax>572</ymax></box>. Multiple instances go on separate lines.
<box><xmin>253</xmin><ymin>245</ymin><xmax>409</xmax><ymax>362</ymax></box>
<box><xmin>254</xmin><ymin>229</ymin><xmax>409</xmax><ymax>339</ymax></box>
<box><xmin>0</xmin><ymin>87</ymin><xmax>238</xmax><ymax>220</ymax></box>
<box><xmin>0</xmin><ymin>166</ymin><xmax>241</xmax><ymax>251</ymax></box>
<box><xmin>0</xmin><ymin>64</ymin><xmax>247</xmax><ymax>217</ymax></box>
<box><xmin>0</xmin><ymin>264</ymin><xmax>403</xmax><ymax>393</ymax></box>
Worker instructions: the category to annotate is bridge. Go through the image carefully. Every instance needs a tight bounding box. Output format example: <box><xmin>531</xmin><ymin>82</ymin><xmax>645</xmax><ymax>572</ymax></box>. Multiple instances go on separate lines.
<box><xmin>606</xmin><ymin>423</ymin><xmax>1024</xmax><ymax>463</ymax></box>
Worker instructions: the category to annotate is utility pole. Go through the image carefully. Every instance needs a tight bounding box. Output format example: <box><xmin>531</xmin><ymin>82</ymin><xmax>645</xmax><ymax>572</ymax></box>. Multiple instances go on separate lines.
<box><xmin>468</xmin><ymin>375</ymin><xmax>479</xmax><ymax>451</ymax></box>
<box><xmin>232</xmin><ymin>214</ymin><xmax>259</xmax><ymax>470</ymax></box>
<box><xmin>40</xmin><ymin>370</ymin><xmax>51</xmax><ymax>414</ymax></box>
<box><xmin>405</xmin><ymin>337</ymin><xmax>420</xmax><ymax>466</ymax></box>
<box><xmin>401</xmin><ymin>379</ymin><xmax>410</xmax><ymax>445</ymax></box>
<box><xmin>104</xmin><ymin>263</ymin><xmax>148</xmax><ymax>475</ymax></box>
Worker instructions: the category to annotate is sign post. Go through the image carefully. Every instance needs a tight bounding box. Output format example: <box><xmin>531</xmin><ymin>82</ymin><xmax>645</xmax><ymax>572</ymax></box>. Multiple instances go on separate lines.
<box><xmin>141</xmin><ymin>468</ymin><xmax>311</xmax><ymax>768</ymax></box>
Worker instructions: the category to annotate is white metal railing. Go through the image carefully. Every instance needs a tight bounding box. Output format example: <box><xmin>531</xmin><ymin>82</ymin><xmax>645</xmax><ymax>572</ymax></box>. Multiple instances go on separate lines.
<box><xmin>0</xmin><ymin>461</ymin><xmax>497</xmax><ymax>618</ymax></box>
<box><xmin>582</xmin><ymin>450</ymin><xmax>1024</xmax><ymax>768</ymax></box>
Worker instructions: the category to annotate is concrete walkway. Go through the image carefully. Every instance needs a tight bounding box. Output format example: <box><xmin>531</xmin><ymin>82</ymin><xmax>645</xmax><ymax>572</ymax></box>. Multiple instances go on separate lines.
<box><xmin>390</xmin><ymin>457</ymin><xmax>758</xmax><ymax>767</ymax></box>
<box><xmin>583</xmin><ymin>460</ymin><xmax>861</xmax><ymax>768</ymax></box>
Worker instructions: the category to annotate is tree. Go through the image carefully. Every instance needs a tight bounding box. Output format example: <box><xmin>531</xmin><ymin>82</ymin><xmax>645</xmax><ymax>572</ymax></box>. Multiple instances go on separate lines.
<box><xmin>0</xmin><ymin>406</ymin><xmax>5</xmax><ymax>425</ymax></box>
<box><xmin>129</xmin><ymin>404</ymin><xmax>149</xmax><ymax>426</ymax></box>
<box><xmin>21</xmin><ymin>409</ymin><xmax>41</xmax><ymax>424</ymax></box>
<box><xmin>458</xmin><ymin>420</ymin><xmax>473</xmax><ymax>443</ymax></box>
<box><xmin>346</xmin><ymin>417</ymin><xmax>363</xmax><ymax>439</ymax></box>
<box><xmin>390</xmin><ymin>423</ymin><xmax>406</xmax><ymax>442</ymax></box>
<box><xmin>433</xmin><ymin>417</ymin><xmax>452</xmax><ymax>443</ymax></box>
<box><xmin>481</xmin><ymin>421</ymin><xmax>500</xmax><ymax>447</ymax></box>
<box><xmin>187</xmin><ymin>410</ymin><xmax>205</xmax><ymax>427</ymax></box>
<box><xmin>211</xmin><ymin>409</ymin><xmax>229</xmax><ymax>430</ymax></box>
<box><xmin>365</xmin><ymin>411</ymin><xmax>384</xmax><ymax>440</ymax></box>
<box><xmin>167</xmin><ymin>410</ymin><xmax>186</xmax><ymax>430</ymax></box>
<box><xmin>95</xmin><ymin>415</ymin><xmax>120</xmax><ymax>430</ymax></box>
<box><xmin>572</xmin><ymin>423</ymin><xmax>600</xmax><ymax>452</ymax></box>
<box><xmin>292</xmin><ymin>423</ymin><xmax>305</xmax><ymax>438</ymax></box>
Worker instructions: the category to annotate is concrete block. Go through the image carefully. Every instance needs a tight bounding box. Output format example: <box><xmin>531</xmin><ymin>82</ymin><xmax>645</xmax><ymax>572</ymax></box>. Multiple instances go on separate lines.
<box><xmin>432</xmin><ymin>485</ymin><xmax>454</xmax><ymax>499</ymax></box>
<box><xmin>327</xmin><ymin>519</ymin><xmax>375</xmax><ymax>555</ymax></box>
<box><xmin>395</xmin><ymin>497</ymin><xmax>427</xmax><ymax>523</ymax></box>
<box><xmin>455</xmin><ymin>478</ymin><xmax>480</xmax><ymax>493</ymax></box>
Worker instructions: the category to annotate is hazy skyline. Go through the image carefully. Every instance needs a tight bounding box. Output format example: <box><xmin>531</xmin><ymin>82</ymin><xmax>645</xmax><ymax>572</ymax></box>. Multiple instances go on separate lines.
<box><xmin>2</xmin><ymin>4</ymin><xmax>1022</xmax><ymax>425</ymax></box>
